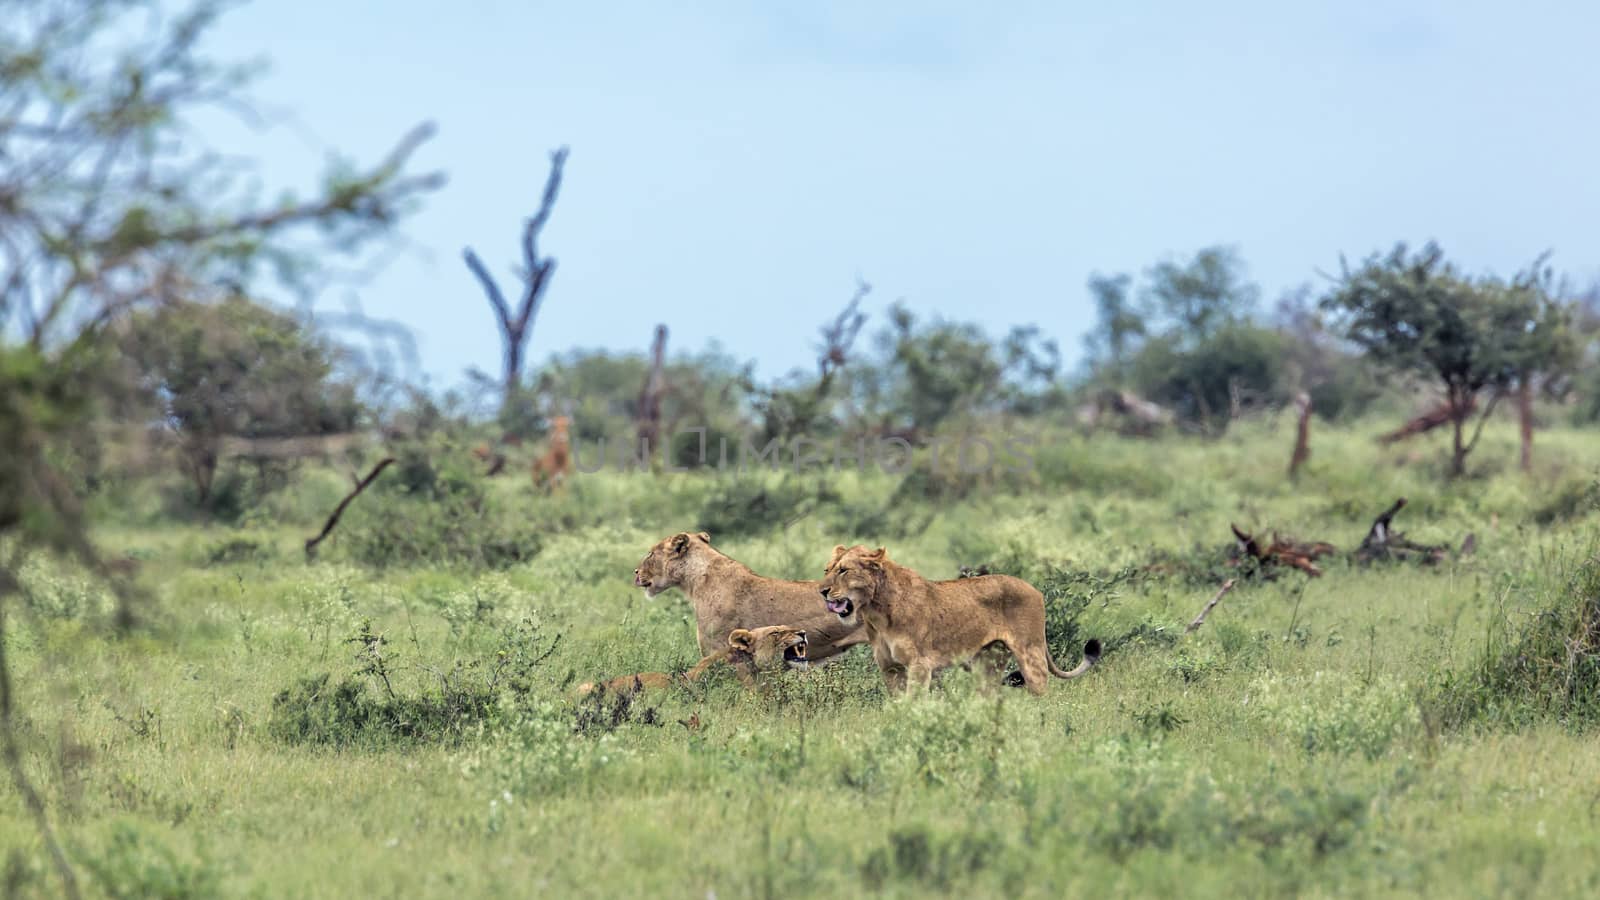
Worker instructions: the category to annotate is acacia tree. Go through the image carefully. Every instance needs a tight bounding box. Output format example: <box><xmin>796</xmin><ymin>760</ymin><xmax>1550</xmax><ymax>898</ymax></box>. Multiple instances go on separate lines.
<box><xmin>1142</xmin><ymin>245</ymin><xmax>1259</xmax><ymax>342</ymax></box>
<box><xmin>1083</xmin><ymin>272</ymin><xmax>1144</xmax><ymax>378</ymax></box>
<box><xmin>0</xmin><ymin>2</ymin><xmax>439</xmax><ymax>894</ymax></box>
<box><xmin>1321</xmin><ymin>243</ymin><xmax>1572</xmax><ymax>477</ymax></box>
<box><xmin>1500</xmin><ymin>264</ymin><xmax>1579</xmax><ymax>472</ymax></box>
<box><xmin>121</xmin><ymin>294</ymin><xmax>363</xmax><ymax>505</ymax></box>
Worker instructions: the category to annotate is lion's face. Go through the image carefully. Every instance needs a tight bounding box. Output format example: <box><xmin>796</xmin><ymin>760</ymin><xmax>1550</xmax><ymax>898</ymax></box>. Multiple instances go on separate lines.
<box><xmin>729</xmin><ymin>625</ymin><xmax>810</xmax><ymax>671</ymax></box>
<box><xmin>633</xmin><ymin>531</ymin><xmax>712</xmax><ymax>597</ymax></box>
<box><xmin>818</xmin><ymin>544</ymin><xmax>885</xmax><ymax>626</ymax></box>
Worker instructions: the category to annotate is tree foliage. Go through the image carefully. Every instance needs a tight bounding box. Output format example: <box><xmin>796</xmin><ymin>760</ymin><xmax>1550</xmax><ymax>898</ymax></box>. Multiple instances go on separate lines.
<box><xmin>0</xmin><ymin>4</ymin><xmax>440</xmax><ymax>893</ymax></box>
<box><xmin>120</xmin><ymin>295</ymin><xmax>363</xmax><ymax>505</ymax></box>
<box><xmin>1321</xmin><ymin>242</ymin><xmax>1578</xmax><ymax>476</ymax></box>
<box><xmin>1142</xmin><ymin>245</ymin><xmax>1259</xmax><ymax>341</ymax></box>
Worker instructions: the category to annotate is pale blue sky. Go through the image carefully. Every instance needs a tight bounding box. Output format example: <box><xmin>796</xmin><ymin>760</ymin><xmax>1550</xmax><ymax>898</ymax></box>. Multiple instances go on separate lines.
<box><xmin>199</xmin><ymin>0</ymin><xmax>1600</xmax><ymax>388</ymax></box>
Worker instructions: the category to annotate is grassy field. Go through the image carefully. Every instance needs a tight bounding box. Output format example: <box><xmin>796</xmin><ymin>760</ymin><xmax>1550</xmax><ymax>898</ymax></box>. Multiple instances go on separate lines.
<box><xmin>4</xmin><ymin>418</ymin><xmax>1600</xmax><ymax>898</ymax></box>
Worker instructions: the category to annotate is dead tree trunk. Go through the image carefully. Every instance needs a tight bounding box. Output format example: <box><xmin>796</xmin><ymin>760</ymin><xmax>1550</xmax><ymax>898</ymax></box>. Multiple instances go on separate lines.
<box><xmin>1517</xmin><ymin>376</ymin><xmax>1534</xmax><ymax>472</ymax></box>
<box><xmin>1288</xmin><ymin>391</ymin><xmax>1312</xmax><ymax>480</ymax></box>
<box><xmin>463</xmin><ymin>146</ymin><xmax>569</xmax><ymax>406</ymax></box>
<box><xmin>1448</xmin><ymin>385</ymin><xmax>1470</xmax><ymax>478</ymax></box>
<box><xmin>637</xmin><ymin>325</ymin><xmax>668</xmax><ymax>455</ymax></box>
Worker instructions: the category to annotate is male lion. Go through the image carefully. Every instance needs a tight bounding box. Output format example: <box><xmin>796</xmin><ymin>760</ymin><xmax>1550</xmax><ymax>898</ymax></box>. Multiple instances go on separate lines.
<box><xmin>819</xmin><ymin>545</ymin><xmax>1101</xmax><ymax>695</ymax></box>
<box><xmin>576</xmin><ymin>625</ymin><xmax>810</xmax><ymax>698</ymax></box>
<box><xmin>634</xmin><ymin>531</ymin><xmax>865</xmax><ymax>660</ymax></box>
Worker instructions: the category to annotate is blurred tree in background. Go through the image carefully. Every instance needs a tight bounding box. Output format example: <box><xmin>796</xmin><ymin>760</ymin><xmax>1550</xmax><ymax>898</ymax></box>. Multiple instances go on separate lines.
<box><xmin>1321</xmin><ymin>243</ymin><xmax>1579</xmax><ymax>477</ymax></box>
<box><xmin>119</xmin><ymin>295</ymin><xmax>363</xmax><ymax>506</ymax></box>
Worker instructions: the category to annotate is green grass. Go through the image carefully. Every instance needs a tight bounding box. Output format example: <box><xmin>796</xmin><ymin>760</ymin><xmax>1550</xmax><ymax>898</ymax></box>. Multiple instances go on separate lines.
<box><xmin>5</xmin><ymin>418</ymin><xmax>1600</xmax><ymax>897</ymax></box>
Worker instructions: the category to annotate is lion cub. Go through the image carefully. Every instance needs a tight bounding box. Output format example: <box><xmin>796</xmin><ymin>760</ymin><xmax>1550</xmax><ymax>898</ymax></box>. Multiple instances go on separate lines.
<box><xmin>819</xmin><ymin>545</ymin><xmax>1101</xmax><ymax>695</ymax></box>
<box><xmin>576</xmin><ymin>625</ymin><xmax>810</xmax><ymax>698</ymax></box>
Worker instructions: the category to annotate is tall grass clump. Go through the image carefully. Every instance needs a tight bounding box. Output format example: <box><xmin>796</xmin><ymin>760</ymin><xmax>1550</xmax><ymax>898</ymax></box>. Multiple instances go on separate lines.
<box><xmin>1434</xmin><ymin>551</ymin><xmax>1600</xmax><ymax>729</ymax></box>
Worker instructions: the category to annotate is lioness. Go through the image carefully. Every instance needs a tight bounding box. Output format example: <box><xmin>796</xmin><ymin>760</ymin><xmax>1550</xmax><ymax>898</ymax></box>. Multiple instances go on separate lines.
<box><xmin>576</xmin><ymin>625</ymin><xmax>810</xmax><ymax>698</ymax></box>
<box><xmin>634</xmin><ymin>531</ymin><xmax>865</xmax><ymax>660</ymax></box>
<box><xmin>532</xmin><ymin>415</ymin><xmax>572</xmax><ymax>490</ymax></box>
<box><xmin>819</xmin><ymin>545</ymin><xmax>1102</xmax><ymax>695</ymax></box>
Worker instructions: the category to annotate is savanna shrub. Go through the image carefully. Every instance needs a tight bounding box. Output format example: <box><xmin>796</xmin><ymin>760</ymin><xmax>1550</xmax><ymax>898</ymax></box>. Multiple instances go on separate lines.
<box><xmin>860</xmin><ymin>824</ymin><xmax>1003</xmax><ymax>892</ymax></box>
<box><xmin>78</xmin><ymin>821</ymin><xmax>222</xmax><ymax>900</ymax></box>
<box><xmin>697</xmin><ymin>476</ymin><xmax>838</xmax><ymax>538</ymax></box>
<box><xmin>1250</xmin><ymin>671</ymin><xmax>1419</xmax><ymax>759</ymax></box>
<box><xmin>267</xmin><ymin>615</ymin><xmax>560</xmax><ymax>747</ymax></box>
<box><xmin>458</xmin><ymin>698</ymin><xmax>633</xmax><ymax>829</ymax></box>
<box><xmin>1083</xmin><ymin>738</ymin><xmax>1370</xmax><ymax>861</ymax></box>
<box><xmin>1529</xmin><ymin>476</ymin><xmax>1600</xmax><ymax>526</ymax></box>
<box><xmin>1433</xmin><ymin>553</ymin><xmax>1600</xmax><ymax>729</ymax></box>
<box><xmin>14</xmin><ymin>555</ymin><xmax>116</xmax><ymax>619</ymax></box>
<box><xmin>337</xmin><ymin>440</ymin><xmax>543</xmax><ymax>568</ymax></box>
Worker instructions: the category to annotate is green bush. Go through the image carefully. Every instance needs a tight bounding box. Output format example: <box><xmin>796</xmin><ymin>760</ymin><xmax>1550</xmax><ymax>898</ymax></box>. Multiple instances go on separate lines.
<box><xmin>1433</xmin><ymin>554</ymin><xmax>1600</xmax><ymax>729</ymax></box>
<box><xmin>1530</xmin><ymin>476</ymin><xmax>1600</xmax><ymax>526</ymax></box>
<box><xmin>1128</xmin><ymin>323</ymin><xmax>1289</xmax><ymax>430</ymax></box>
<box><xmin>267</xmin><ymin>617</ymin><xmax>560</xmax><ymax>747</ymax></box>
<box><xmin>78</xmin><ymin>822</ymin><xmax>222</xmax><ymax>900</ymax></box>
<box><xmin>337</xmin><ymin>438</ymin><xmax>543</xmax><ymax>568</ymax></box>
<box><xmin>697</xmin><ymin>476</ymin><xmax>839</xmax><ymax>538</ymax></box>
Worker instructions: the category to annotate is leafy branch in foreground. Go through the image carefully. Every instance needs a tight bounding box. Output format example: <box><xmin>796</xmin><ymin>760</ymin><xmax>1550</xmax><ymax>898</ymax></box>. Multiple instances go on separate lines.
<box><xmin>1</xmin><ymin>1</ymin><xmax>443</xmax><ymax>894</ymax></box>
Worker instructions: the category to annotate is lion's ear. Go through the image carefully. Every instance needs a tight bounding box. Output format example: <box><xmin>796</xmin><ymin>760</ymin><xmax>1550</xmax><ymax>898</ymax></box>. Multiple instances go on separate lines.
<box><xmin>670</xmin><ymin>533</ymin><xmax>691</xmax><ymax>555</ymax></box>
<box><xmin>695</xmin><ymin>531</ymin><xmax>711</xmax><ymax>544</ymax></box>
<box><xmin>870</xmin><ymin>547</ymin><xmax>886</xmax><ymax>558</ymax></box>
<box><xmin>728</xmin><ymin>629</ymin><xmax>754</xmax><ymax>651</ymax></box>
<box><xmin>828</xmin><ymin>545</ymin><xmax>847</xmax><ymax>567</ymax></box>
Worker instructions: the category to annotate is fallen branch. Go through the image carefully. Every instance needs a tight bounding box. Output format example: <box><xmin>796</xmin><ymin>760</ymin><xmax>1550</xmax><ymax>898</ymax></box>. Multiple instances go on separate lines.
<box><xmin>1377</xmin><ymin>396</ymin><xmax>1476</xmax><ymax>445</ymax></box>
<box><xmin>1186</xmin><ymin>579</ymin><xmax>1237</xmax><ymax>633</ymax></box>
<box><xmin>1356</xmin><ymin>496</ymin><xmax>1449</xmax><ymax>565</ymax></box>
<box><xmin>305</xmin><ymin>457</ymin><xmax>396</xmax><ymax>561</ymax></box>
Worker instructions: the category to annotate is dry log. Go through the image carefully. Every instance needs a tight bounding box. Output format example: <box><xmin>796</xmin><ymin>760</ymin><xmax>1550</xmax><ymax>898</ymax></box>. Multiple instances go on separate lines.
<box><xmin>1356</xmin><ymin>497</ymin><xmax>1449</xmax><ymax>565</ymax></box>
<box><xmin>1378</xmin><ymin>396</ymin><xmax>1476</xmax><ymax>445</ymax></box>
<box><xmin>1186</xmin><ymin>579</ymin><xmax>1237</xmax><ymax>633</ymax></box>
<box><xmin>305</xmin><ymin>457</ymin><xmax>396</xmax><ymax>561</ymax></box>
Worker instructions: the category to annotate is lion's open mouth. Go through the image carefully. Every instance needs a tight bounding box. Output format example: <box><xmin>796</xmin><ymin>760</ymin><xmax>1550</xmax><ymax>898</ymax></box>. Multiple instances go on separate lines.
<box><xmin>825</xmin><ymin>597</ymin><xmax>853</xmax><ymax>617</ymax></box>
<box><xmin>784</xmin><ymin>642</ymin><xmax>808</xmax><ymax>663</ymax></box>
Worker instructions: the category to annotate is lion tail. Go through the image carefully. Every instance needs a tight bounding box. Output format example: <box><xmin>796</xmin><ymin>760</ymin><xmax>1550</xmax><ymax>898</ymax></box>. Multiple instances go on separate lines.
<box><xmin>1047</xmin><ymin>638</ymin><xmax>1103</xmax><ymax>679</ymax></box>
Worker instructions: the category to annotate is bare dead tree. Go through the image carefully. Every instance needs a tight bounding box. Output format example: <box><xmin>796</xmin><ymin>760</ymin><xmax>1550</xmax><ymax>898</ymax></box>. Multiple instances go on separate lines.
<box><xmin>818</xmin><ymin>278</ymin><xmax>871</xmax><ymax>383</ymax></box>
<box><xmin>1517</xmin><ymin>376</ymin><xmax>1534</xmax><ymax>472</ymax></box>
<box><xmin>750</xmin><ymin>280</ymin><xmax>872</xmax><ymax>442</ymax></box>
<box><xmin>463</xmin><ymin>147</ymin><xmax>569</xmax><ymax>402</ymax></box>
<box><xmin>637</xmin><ymin>325</ymin><xmax>669</xmax><ymax>453</ymax></box>
<box><xmin>1288</xmin><ymin>391</ymin><xmax>1312</xmax><ymax>479</ymax></box>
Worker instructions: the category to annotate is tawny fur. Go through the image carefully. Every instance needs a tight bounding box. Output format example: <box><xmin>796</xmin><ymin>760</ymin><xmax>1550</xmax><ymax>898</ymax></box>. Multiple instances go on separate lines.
<box><xmin>531</xmin><ymin>415</ymin><xmax>572</xmax><ymax>490</ymax></box>
<box><xmin>576</xmin><ymin>625</ymin><xmax>809</xmax><ymax>698</ymax></box>
<box><xmin>819</xmin><ymin>545</ymin><xmax>1100</xmax><ymax>695</ymax></box>
<box><xmin>633</xmin><ymin>532</ymin><xmax>865</xmax><ymax>659</ymax></box>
